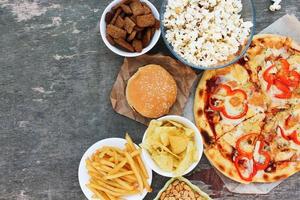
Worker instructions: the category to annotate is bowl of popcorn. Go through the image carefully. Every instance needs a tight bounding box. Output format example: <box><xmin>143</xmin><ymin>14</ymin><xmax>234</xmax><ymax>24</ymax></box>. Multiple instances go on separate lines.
<box><xmin>161</xmin><ymin>0</ymin><xmax>256</xmax><ymax>69</ymax></box>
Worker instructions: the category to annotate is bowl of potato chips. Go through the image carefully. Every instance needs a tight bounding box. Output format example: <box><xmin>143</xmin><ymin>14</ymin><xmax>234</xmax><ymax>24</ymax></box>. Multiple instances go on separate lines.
<box><xmin>141</xmin><ymin>115</ymin><xmax>203</xmax><ymax>177</ymax></box>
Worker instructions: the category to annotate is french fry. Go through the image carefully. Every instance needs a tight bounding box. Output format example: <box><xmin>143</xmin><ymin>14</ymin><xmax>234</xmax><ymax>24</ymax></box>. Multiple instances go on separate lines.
<box><xmin>99</xmin><ymin>191</ymin><xmax>111</xmax><ymax>200</ymax></box>
<box><xmin>141</xmin><ymin>172</ymin><xmax>152</xmax><ymax>192</ymax></box>
<box><xmin>108</xmin><ymin>158</ymin><xmax>127</xmax><ymax>175</ymax></box>
<box><xmin>90</xmin><ymin>172</ymin><xmax>128</xmax><ymax>190</ymax></box>
<box><xmin>89</xmin><ymin>182</ymin><xmax>122</xmax><ymax>197</ymax></box>
<box><xmin>115</xmin><ymin>178</ymin><xmax>134</xmax><ymax>190</ymax></box>
<box><xmin>87</xmin><ymin>184</ymin><xmax>109</xmax><ymax>200</ymax></box>
<box><xmin>104</xmin><ymin>170</ymin><xmax>134</xmax><ymax>180</ymax></box>
<box><xmin>125</xmin><ymin>152</ymin><xmax>143</xmax><ymax>192</ymax></box>
<box><xmin>105</xmin><ymin>193</ymin><xmax>118</xmax><ymax>200</ymax></box>
<box><xmin>100</xmin><ymin>159</ymin><xmax>116</xmax><ymax>168</ymax></box>
<box><xmin>120</xmin><ymin>174</ymin><xmax>137</xmax><ymax>183</ymax></box>
<box><xmin>113</xmin><ymin>150</ymin><xmax>118</xmax><ymax>164</ymax></box>
<box><xmin>125</xmin><ymin>133</ymin><xmax>149</xmax><ymax>178</ymax></box>
<box><xmin>95</xmin><ymin>179</ymin><xmax>131</xmax><ymax>194</ymax></box>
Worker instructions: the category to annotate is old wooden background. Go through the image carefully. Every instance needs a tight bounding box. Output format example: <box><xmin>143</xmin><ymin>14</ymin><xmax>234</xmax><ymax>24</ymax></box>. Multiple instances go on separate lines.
<box><xmin>0</xmin><ymin>0</ymin><xmax>299</xmax><ymax>199</ymax></box>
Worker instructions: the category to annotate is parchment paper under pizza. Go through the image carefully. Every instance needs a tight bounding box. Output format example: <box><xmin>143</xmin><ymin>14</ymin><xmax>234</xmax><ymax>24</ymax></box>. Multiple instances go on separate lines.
<box><xmin>194</xmin><ymin>34</ymin><xmax>300</xmax><ymax>184</ymax></box>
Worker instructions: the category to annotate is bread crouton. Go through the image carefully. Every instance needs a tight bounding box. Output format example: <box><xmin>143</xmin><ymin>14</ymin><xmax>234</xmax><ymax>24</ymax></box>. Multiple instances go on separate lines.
<box><xmin>124</xmin><ymin>17</ymin><xmax>136</xmax><ymax>34</ymax></box>
<box><xmin>142</xmin><ymin>28</ymin><xmax>152</xmax><ymax>47</ymax></box>
<box><xmin>120</xmin><ymin>4</ymin><xmax>132</xmax><ymax>14</ymax></box>
<box><xmin>132</xmin><ymin>39</ymin><xmax>143</xmax><ymax>52</ymax></box>
<box><xmin>115</xmin><ymin>16</ymin><xmax>125</xmax><ymax>28</ymax></box>
<box><xmin>142</xmin><ymin>2</ymin><xmax>152</xmax><ymax>14</ymax></box>
<box><xmin>136</xmin><ymin>14</ymin><xmax>155</xmax><ymax>28</ymax></box>
<box><xmin>111</xmin><ymin>8</ymin><xmax>122</xmax><ymax>25</ymax></box>
<box><xmin>130</xmin><ymin>1</ymin><xmax>144</xmax><ymax>16</ymax></box>
<box><xmin>127</xmin><ymin>30</ymin><xmax>137</xmax><ymax>41</ymax></box>
<box><xmin>114</xmin><ymin>38</ymin><xmax>134</xmax><ymax>52</ymax></box>
<box><xmin>106</xmin><ymin>24</ymin><xmax>127</xmax><ymax>39</ymax></box>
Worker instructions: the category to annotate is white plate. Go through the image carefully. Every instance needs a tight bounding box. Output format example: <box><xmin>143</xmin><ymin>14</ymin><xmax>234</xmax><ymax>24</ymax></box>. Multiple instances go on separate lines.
<box><xmin>78</xmin><ymin>138</ymin><xmax>152</xmax><ymax>200</ymax></box>
<box><xmin>141</xmin><ymin>115</ymin><xmax>204</xmax><ymax>177</ymax></box>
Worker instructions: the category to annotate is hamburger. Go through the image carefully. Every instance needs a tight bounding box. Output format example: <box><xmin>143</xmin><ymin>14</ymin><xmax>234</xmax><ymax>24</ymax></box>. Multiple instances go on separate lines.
<box><xmin>126</xmin><ymin>64</ymin><xmax>177</xmax><ymax>118</ymax></box>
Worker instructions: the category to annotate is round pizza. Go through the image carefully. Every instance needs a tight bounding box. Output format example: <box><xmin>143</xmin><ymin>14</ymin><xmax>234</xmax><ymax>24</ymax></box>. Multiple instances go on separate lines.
<box><xmin>194</xmin><ymin>34</ymin><xmax>300</xmax><ymax>183</ymax></box>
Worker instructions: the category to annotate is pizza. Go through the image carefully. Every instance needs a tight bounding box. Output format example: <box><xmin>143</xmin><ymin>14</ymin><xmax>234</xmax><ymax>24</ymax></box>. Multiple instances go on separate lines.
<box><xmin>194</xmin><ymin>34</ymin><xmax>300</xmax><ymax>183</ymax></box>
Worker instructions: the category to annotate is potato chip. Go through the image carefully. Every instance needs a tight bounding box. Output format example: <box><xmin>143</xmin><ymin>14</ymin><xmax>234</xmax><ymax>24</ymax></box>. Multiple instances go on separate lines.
<box><xmin>152</xmin><ymin>152</ymin><xmax>173</xmax><ymax>172</ymax></box>
<box><xmin>174</xmin><ymin>142</ymin><xmax>194</xmax><ymax>175</ymax></box>
<box><xmin>169</xmin><ymin>135</ymin><xmax>189</xmax><ymax>154</ymax></box>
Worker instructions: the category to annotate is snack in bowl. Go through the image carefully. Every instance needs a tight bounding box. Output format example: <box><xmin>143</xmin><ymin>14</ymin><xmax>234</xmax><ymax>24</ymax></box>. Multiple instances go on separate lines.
<box><xmin>141</xmin><ymin>116</ymin><xmax>202</xmax><ymax>176</ymax></box>
<box><xmin>162</xmin><ymin>0</ymin><xmax>253</xmax><ymax>68</ymax></box>
<box><xmin>154</xmin><ymin>177</ymin><xmax>211</xmax><ymax>200</ymax></box>
<box><xmin>194</xmin><ymin>34</ymin><xmax>300</xmax><ymax>183</ymax></box>
<box><xmin>126</xmin><ymin>64</ymin><xmax>177</xmax><ymax>118</ymax></box>
<box><xmin>84</xmin><ymin>134</ymin><xmax>152</xmax><ymax>199</ymax></box>
<box><xmin>104</xmin><ymin>0</ymin><xmax>160</xmax><ymax>53</ymax></box>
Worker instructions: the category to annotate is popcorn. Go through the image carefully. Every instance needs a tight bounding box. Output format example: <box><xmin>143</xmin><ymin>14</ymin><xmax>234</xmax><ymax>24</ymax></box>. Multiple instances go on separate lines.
<box><xmin>269</xmin><ymin>0</ymin><xmax>282</xmax><ymax>11</ymax></box>
<box><xmin>163</xmin><ymin>0</ymin><xmax>253</xmax><ymax>67</ymax></box>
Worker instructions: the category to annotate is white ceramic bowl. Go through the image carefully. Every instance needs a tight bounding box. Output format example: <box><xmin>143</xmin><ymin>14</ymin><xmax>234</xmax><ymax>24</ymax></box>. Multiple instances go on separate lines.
<box><xmin>100</xmin><ymin>0</ymin><xmax>161</xmax><ymax>57</ymax></box>
<box><xmin>141</xmin><ymin>115</ymin><xmax>204</xmax><ymax>177</ymax></box>
<box><xmin>78</xmin><ymin>138</ymin><xmax>152</xmax><ymax>200</ymax></box>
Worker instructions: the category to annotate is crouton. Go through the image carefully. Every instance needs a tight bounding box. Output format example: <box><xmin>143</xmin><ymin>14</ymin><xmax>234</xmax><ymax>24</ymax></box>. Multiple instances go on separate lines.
<box><xmin>132</xmin><ymin>39</ymin><xmax>143</xmax><ymax>52</ymax></box>
<box><xmin>136</xmin><ymin>14</ymin><xmax>155</xmax><ymax>28</ymax></box>
<box><xmin>127</xmin><ymin>30</ymin><xmax>137</xmax><ymax>41</ymax></box>
<box><xmin>106</xmin><ymin>24</ymin><xmax>127</xmax><ymax>39</ymax></box>
<box><xmin>106</xmin><ymin>34</ymin><xmax>115</xmax><ymax>45</ymax></box>
<box><xmin>105</xmin><ymin>11</ymin><xmax>114</xmax><ymax>24</ymax></box>
<box><xmin>111</xmin><ymin>8</ymin><xmax>122</xmax><ymax>25</ymax></box>
<box><xmin>142</xmin><ymin>28</ymin><xmax>152</xmax><ymax>47</ymax></box>
<box><xmin>136</xmin><ymin>31</ymin><xmax>142</xmax><ymax>40</ymax></box>
<box><xmin>134</xmin><ymin>25</ymin><xmax>144</xmax><ymax>32</ymax></box>
<box><xmin>112</xmin><ymin>0</ymin><xmax>132</xmax><ymax>11</ymax></box>
<box><xmin>114</xmin><ymin>38</ymin><xmax>134</xmax><ymax>52</ymax></box>
<box><xmin>130</xmin><ymin>16</ymin><xmax>137</xmax><ymax>24</ymax></box>
<box><xmin>120</xmin><ymin>4</ymin><xmax>132</xmax><ymax>14</ymax></box>
<box><xmin>154</xmin><ymin>19</ymin><xmax>160</xmax><ymax>29</ymax></box>
<box><xmin>124</xmin><ymin>17</ymin><xmax>136</xmax><ymax>34</ymax></box>
<box><xmin>142</xmin><ymin>2</ymin><xmax>152</xmax><ymax>14</ymax></box>
<box><xmin>130</xmin><ymin>1</ymin><xmax>144</xmax><ymax>16</ymax></box>
<box><xmin>115</xmin><ymin>16</ymin><xmax>125</xmax><ymax>28</ymax></box>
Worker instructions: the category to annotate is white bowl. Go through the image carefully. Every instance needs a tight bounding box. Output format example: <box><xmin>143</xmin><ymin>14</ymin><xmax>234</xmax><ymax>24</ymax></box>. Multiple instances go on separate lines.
<box><xmin>78</xmin><ymin>138</ymin><xmax>153</xmax><ymax>200</ymax></box>
<box><xmin>141</xmin><ymin>115</ymin><xmax>204</xmax><ymax>177</ymax></box>
<box><xmin>100</xmin><ymin>0</ymin><xmax>161</xmax><ymax>57</ymax></box>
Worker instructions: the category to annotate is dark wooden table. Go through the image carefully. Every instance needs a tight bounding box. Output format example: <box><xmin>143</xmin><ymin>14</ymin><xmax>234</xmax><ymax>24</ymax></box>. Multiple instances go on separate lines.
<box><xmin>1</xmin><ymin>0</ymin><xmax>300</xmax><ymax>199</ymax></box>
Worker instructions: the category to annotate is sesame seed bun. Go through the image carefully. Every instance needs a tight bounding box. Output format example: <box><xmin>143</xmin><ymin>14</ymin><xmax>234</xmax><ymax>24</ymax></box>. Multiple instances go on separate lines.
<box><xmin>126</xmin><ymin>64</ymin><xmax>177</xmax><ymax>118</ymax></box>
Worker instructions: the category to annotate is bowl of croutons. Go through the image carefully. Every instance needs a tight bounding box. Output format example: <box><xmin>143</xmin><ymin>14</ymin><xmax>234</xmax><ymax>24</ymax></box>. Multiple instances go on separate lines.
<box><xmin>100</xmin><ymin>0</ymin><xmax>161</xmax><ymax>57</ymax></box>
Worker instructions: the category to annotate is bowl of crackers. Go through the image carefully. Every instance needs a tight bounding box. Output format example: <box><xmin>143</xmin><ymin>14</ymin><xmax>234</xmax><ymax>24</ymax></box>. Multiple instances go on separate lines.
<box><xmin>100</xmin><ymin>0</ymin><xmax>161</xmax><ymax>57</ymax></box>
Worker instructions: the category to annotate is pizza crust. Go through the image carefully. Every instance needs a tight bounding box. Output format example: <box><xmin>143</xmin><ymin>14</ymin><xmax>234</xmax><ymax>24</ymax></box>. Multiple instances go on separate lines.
<box><xmin>205</xmin><ymin>138</ymin><xmax>300</xmax><ymax>184</ymax></box>
<box><xmin>193</xmin><ymin>70</ymin><xmax>217</xmax><ymax>147</ymax></box>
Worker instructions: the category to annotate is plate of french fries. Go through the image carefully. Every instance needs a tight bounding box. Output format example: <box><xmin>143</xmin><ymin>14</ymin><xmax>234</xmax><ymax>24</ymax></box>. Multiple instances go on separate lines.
<box><xmin>78</xmin><ymin>134</ymin><xmax>152</xmax><ymax>200</ymax></box>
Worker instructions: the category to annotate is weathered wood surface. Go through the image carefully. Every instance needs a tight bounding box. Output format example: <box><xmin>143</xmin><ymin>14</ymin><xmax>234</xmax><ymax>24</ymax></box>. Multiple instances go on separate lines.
<box><xmin>0</xmin><ymin>0</ymin><xmax>299</xmax><ymax>199</ymax></box>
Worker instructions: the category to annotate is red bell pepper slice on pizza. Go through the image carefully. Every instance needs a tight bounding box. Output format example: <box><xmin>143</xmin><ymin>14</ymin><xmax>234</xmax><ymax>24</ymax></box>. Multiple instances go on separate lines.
<box><xmin>253</xmin><ymin>140</ymin><xmax>271</xmax><ymax>170</ymax></box>
<box><xmin>262</xmin><ymin>59</ymin><xmax>300</xmax><ymax>99</ymax></box>
<box><xmin>234</xmin><ymin>154</ymin><xmax>257</xmax><ymax>182</ymax></box>
<box><xmin>236</xmin><ymin>133</ymin><xmax>258</xmax><ymax>156</ymax></box>
<box><xmin>235</xmin><ymin>133</ymin><xmax>271</xmax><ymax>181</ymax></box>
<box><xmin>277</xmin><ymin>115</ymin><xmax>300</xmax><ymax>145</ymax></box>
<box><xmin>209</xmin><ymin>84</ymin><xmax>248</xmax><ymax>119</ymax></box>
<box><xmin>263</xmin><ymin>64</ymin><xmax>276</xmax><ymax>91</ymax></box>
